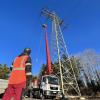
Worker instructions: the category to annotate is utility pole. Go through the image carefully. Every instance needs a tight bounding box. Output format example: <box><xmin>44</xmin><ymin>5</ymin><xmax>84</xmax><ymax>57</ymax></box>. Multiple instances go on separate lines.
<box><xmin>41</xmin><ymin>9</ymin><xmax>81</xmax><ymax>96</ymax></box>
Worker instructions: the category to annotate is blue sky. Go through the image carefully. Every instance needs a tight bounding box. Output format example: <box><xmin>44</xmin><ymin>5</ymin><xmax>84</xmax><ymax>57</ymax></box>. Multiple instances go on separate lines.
<box><xmin>0</xmin><ymin>0</ymin><xmax>100</xmax><ymax>75</ymax></box>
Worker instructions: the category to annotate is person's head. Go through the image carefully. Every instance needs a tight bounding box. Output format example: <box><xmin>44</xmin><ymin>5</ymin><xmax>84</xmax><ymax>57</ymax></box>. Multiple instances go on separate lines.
<box><xmin>23</xmin><ymin>48</ymin><xmax>31</xmax><ymax>55</ymax></box>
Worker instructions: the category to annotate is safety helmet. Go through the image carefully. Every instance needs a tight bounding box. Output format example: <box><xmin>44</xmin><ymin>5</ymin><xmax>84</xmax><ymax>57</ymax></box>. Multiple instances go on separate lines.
<box><xmin>23</xmin><ymin>48</ymin><xmax>31</xmax><ymax>55</ymax></box>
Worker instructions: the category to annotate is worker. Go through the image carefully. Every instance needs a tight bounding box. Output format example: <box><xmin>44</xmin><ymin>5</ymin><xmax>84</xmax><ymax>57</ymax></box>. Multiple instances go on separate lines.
<box><xmin>2</xmin><ymin>48</ymin><xmax>32</xmax><ymax>100</ymax></box>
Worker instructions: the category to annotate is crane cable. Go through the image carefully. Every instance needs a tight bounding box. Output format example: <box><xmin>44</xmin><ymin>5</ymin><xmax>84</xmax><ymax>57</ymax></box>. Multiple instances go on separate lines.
<box><xmin>35</xmin><ymin>15</ymin><xmax>48</xmax><ymax>63</ymax></box>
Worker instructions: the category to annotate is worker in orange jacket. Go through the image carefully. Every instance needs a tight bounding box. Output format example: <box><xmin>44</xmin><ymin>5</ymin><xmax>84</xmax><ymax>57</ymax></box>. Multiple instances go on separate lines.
<box><xmin>2</xmin><ymin>48</ymin><xmax>32</xmax><ymax>100</ymax></box>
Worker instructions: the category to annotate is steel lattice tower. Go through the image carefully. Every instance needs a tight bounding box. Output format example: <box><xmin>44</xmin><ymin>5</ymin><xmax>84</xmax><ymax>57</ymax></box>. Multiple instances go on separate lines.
<box><xmin>41</xmin><ymin>9</ymin><xmax>81</xmax><ymax>96</ymax></box>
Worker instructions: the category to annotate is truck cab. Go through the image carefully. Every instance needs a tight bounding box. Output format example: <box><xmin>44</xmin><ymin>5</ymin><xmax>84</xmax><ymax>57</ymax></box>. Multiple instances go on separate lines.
<box><xmin>40</xmin><ymin>75</ymin><xmax>60</xmax><ymax>99</ymax></box>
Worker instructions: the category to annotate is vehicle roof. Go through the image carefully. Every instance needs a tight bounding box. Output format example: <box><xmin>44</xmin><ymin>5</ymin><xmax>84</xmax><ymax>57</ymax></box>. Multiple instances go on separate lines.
<box><xmin>42</xmin><ymin>74</ymin><xmax>57</xmax><ymax>78</ymax></box>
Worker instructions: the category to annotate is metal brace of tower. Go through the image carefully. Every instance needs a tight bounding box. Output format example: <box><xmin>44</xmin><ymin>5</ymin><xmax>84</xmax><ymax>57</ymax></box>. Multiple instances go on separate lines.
<box><xmin>41</xmin><ymin>9</ymin><xmax>81</xmax><ymax>96</ymax></box>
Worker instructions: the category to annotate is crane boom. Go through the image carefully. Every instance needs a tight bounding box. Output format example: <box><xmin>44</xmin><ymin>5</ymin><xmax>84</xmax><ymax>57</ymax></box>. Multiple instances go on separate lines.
<box><xmin>42</xmin><ymin>24</ymin><xmax>52</xmax><ymax>75</ymax></box>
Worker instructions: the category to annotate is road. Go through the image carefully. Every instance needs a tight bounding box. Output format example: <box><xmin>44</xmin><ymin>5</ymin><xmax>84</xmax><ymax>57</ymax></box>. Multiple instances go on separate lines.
<box><xmin>0</xmin><ymin>96</ymin><xmax>100</xmax><ymax>100</ymax></box>
<box><xmin>23</xmin><ymin>98</ymin><xmax>100</xmax><ymax>100</ymax></box>
<box><xmin>22</xmin><ymin>97</ymin><xmax>100</xmax><ymax>100</ymax></box>
<box><xmin>24</xmin><ymin>98</ymin><xmax>51</xmax><ymax>100</ymax></box>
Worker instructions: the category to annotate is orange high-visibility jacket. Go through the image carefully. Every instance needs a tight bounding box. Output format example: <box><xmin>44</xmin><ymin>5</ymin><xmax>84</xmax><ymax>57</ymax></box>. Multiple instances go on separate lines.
<box><xmin>9</xmin><ymin>55</ymin><xmax>29</xmax><ymax>84</ymax></box>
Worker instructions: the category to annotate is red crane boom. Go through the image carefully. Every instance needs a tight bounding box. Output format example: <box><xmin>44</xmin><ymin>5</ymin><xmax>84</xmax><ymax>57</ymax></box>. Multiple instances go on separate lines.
<box><xmin>42</xmin><ymin>24</ymin><xmax>52</xmax><ymax>75</ymax></box>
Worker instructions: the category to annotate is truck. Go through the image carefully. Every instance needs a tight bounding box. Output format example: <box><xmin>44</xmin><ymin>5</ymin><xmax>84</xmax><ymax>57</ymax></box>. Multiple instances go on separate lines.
<box><xmin>40</xmin><ymin>75</ymin><xmax>60</xmax><ymax>99</ymax></box>
<box><xmin>31</xmin><ymin>75</ymin><xmax>60</xmax><ymax>99</ymax></box>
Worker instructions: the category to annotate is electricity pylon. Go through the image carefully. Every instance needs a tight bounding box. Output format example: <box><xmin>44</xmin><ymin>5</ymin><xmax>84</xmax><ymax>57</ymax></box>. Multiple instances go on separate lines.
<box><xmin>41</xmin><ymin>9</ymin><xmax>81</xmax><ymax>96</ymax></box>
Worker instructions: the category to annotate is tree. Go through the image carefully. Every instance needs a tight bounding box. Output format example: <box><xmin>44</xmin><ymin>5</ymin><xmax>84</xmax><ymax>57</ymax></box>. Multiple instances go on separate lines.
<box><xmin>0</xmin><ymin>64</ymin><xmax>10</xmax><ymax>79</ymax></box>
<box><xmin>75</xmin><ymin>49</ymin><xmax>100</xmax><ymax>95</ymax></box>
<box><xmin>38</xmin><ymin>64</ymin><xmax>47</xmax><ymax>78</ymax></box>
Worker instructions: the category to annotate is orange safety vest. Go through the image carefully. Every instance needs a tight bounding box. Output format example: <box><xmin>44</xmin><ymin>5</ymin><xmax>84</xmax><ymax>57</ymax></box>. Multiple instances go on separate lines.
<box><xmin>9</xmin><ymin>55</ymin><xmax>29</xmax><ymax>84</ymax></box>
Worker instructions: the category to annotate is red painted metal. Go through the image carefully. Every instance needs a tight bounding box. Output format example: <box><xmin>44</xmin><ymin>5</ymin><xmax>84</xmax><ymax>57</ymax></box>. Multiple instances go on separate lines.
<box><xmin>43</xmin><ymin>24</ymin><xmax>52</xmax><ymax>75</ymax></box>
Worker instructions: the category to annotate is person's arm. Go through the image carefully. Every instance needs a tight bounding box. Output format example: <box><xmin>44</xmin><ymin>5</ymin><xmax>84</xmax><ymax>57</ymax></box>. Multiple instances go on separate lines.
<box><xmin>10</xmin><ymin>57</ymin><xmax>18</xmax><ymax>71</ymax></box>
<box><xmin>25</xmin><ymin>56</ymin><xmax>32</xmax><ymax>88</ymax></box>
<box><xmin>25</xmin><ymin>56</ymin><xmax>32</xmax><ymax>76</ymax></box>
<box><xmin>10</xmin><ymin>62</ymin><xmax>13</xmax><ymax>71</ymax></box>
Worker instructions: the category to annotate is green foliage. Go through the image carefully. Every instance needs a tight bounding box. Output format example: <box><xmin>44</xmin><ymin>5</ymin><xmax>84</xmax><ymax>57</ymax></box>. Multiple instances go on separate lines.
<box><xmin>0</xmin><ymin>64</ymin><xmax>10</xmax><ymax>79</ymax></box>
<box><xmin>38</xmin><ymin>64</ymin><xmax>46</xmax><ymax>78</ymax></box>
<box><xmin>39</xmin><ymin>55</ymin><xmax>81</xmax><ymax>85</ymax></box>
